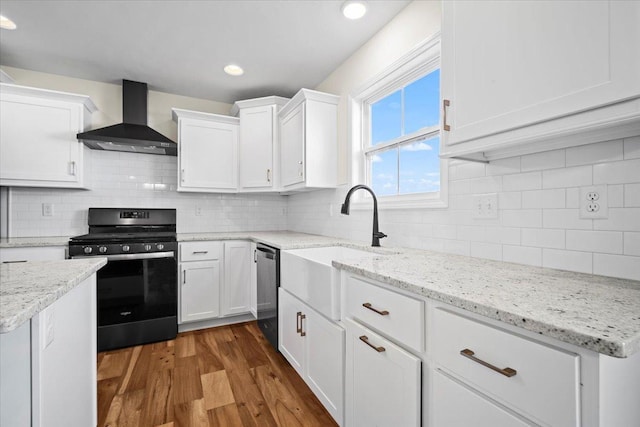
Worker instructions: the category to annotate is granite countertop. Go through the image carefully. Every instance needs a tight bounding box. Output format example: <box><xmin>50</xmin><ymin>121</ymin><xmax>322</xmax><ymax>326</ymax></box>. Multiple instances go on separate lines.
<box><xmin>333</xmin><ymin>248</ymin><xmax>640</xmax><ymax>358</ymax></box>
<box><xmin>178</xmin><ymin>231</ymin><xmax>363</xmax><ymax>250</ymax></box>
<box><xmin>0</xmin><ymin>258</ymin><xmax>107</xmax><ymax>333</ymax></box>
<box><xmin>0</xmin><ymin>236</ymin><xmax>71</xmax><ymax>248</ymax></box>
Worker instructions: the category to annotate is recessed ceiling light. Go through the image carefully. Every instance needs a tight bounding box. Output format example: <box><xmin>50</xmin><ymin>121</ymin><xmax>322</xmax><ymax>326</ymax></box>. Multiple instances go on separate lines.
<box><xmin>0</xmin><ymin>15</ymin><xmax>17</xmax><ymax>30</ymax></box>
<box><xmin>224</xmin><ymin>64</ymin><xmax>244</xmax><ymax>76</ymax></box>
<box><xmin>342</xmin><ymin>1</ymin><xmax>367</xmax><ymax>20</ymax></box>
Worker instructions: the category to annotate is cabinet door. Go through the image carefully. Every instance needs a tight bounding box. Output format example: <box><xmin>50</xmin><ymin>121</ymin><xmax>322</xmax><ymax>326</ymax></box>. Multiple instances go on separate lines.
<box><xmin>239</xmin><ymin>105</ymin><xmax>274</xmax><ymax>189</ymax></box>
<box><xmin>442</xmin><ymin>0</ymin><xmax>640</xmax><ymax>146</ymax></box>
<box><xmin>222</xmin><ymin>241</ymin><xmax>251</xmax><ymax>316</ymax></box>
<box><xmin>0</xmin><ymin>247</ymin><xmax>66</xmax><ymax>263</ymax></box>
<box><xmin>180</xmin><ymin>261</ymin><xmax>220</xmax><ymax>323</ymax></box>
<box><xmin>278</xmin><ymin>289</ymin><xmax>305</xmax><ymax>377</ymax></box>
<box><xmin>279</xmin><ymin>104</ymin><xmax>305</xmax><ymax>187</ymax></box>
<box><xmin>345</xmin><ymin>319</ymin><xmax>421</xmax><ymax>427</ymax></box>
<box><xmin>0</xmin><ymin>95</ymin><xmax>82</xmax><ymax>186</ymax></box>
<box><xmin>179</xmin><ymin>118</ymin><xmax>238</xmax><ymax>191</ymax></box>
<box><xmin>432</xmin><ymin>370</ymin><xmax>531</xmax><ymax>427</ymax></box>
<box><xmin>305</xmin><ymin>308</ymin><xmax>344</xmax><ymax>425</ymax></box>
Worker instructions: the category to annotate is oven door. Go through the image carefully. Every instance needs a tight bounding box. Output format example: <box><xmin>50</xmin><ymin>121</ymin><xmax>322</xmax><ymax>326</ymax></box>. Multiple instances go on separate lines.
<box><xmin>78</xmin><ymin>251</ymin><xmax>177</xmax><ymax>327</ymax></box>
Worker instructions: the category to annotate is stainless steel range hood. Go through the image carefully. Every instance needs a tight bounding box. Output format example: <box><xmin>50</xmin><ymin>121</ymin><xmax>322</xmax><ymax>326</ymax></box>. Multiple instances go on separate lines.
<box><xmin>77</xmin><ymin>80</ymin><xmax>177</xmax><ymax>156</ymax></box>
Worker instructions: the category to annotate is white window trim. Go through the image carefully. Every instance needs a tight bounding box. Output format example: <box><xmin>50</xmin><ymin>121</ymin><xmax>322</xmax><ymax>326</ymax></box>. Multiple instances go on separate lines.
<box><xmin>347</xmin><ymin>33</ymin><xmax>448</xmax><ymax>210</ymax></box>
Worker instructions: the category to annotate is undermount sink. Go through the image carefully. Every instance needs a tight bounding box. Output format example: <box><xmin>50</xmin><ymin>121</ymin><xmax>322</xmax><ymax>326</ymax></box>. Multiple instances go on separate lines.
<box><xmin>280</xmin><ymin>246</ymin><xmax>380</xmax><ymax>320</ymax></box>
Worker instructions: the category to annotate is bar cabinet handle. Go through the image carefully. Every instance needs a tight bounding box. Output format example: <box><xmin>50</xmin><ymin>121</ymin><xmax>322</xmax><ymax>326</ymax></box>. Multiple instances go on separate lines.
<box><xmin>362</xmin><ymin>302</ymin><xmax>389</xmax><ymax>316</ymax></box>
<box><xmin>192</xmin><ymin>251</ymin><xmax>208</xmax><ymax>254</ymax></box>
<box><xmin>300</xmin><ymin>313</ymin><xmax>306</xmax><ymax>337</ymax></box>
<box><xmin>267</xmin><ymin>169</ymin><xmax>271</xmax><ymax>183</ymax></box>
<box><xmin>443</xmin><ymin>99</ymin><xmax>451</xmax><ymax>131</ymax></box>
<box><xmin>359</xmin><ymin>335</ymin><xmax>385</xmax><ymax>353</ymax></box>
<box><xmin>296</xmin><ymin>312</ymin><xmax>302</xmax><ymax>334</ymax></box>
<box><xmin>460</xmin><ymin>349</ymin><xmax>517</xmax><ymax>378</ymax></box>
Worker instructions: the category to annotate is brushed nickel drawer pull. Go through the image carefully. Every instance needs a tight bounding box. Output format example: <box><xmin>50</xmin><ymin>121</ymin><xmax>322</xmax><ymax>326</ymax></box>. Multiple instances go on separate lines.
<box><xmin>362</xmin><ymin>302</ymin><xmax>389</xmax><ymax>316</ymax></box>
<box><xmin>192</xmin><ymin>251</ymin><xmax>209</xmax><ymax>254</ymax></box>
<box><xmin>300</xmin><ymin>313</ymin><xmax>306</xmax><ymax>337</ymax></box>
<box><xmin>296</xmin><ymin>311</ymin><xmax>302</xmax><ymax>334</ymax></box>
<box><xmin>460</xmin><ymin>348</ymin><xmax>517</xmax><ymax>378</ymax></box>
<box><xmin>359</xmin><ymin>335</ymin><xmax>385</xmax><ymax>353</ymax></box>
<box><xmin>443</xmin><ymin>99</ymin><xmax>451</xmax><ymax>131</ymax></box>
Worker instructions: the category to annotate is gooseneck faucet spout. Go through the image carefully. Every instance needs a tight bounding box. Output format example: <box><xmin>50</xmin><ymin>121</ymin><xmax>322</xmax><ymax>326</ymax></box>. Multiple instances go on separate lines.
<box><xmin>340</xmin><ymin>185</ymin><xmax>387</xmax><ymax>247</ymax></box>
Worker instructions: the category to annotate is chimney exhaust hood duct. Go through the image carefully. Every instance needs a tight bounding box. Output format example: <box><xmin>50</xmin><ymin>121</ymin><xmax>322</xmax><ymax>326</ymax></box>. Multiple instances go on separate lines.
<box><xmin>77</xmin><ymin>80</ymin><xmax>177</xmax><ymax>156</ymax></box>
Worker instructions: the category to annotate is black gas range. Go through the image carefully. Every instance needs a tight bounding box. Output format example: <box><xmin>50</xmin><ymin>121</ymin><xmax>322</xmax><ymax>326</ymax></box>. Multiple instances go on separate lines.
<box><xmin>69</xmin><ymin>208</ymin><xmax>178</xmax><ymax>352</ymax></box>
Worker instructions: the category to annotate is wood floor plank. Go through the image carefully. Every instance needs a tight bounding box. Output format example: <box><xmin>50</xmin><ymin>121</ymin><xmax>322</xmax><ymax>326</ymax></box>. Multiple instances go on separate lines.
<box><xmin>201</xmin><ymin>370</ymin><xmax>235</xmax><ymax>410</ymax></box>
<box><xmin>173</xmin><ymin>356</ymin><xmax>203</xmax><ymax>405</ymax></box>
<box><xmin>97</xmin><ymin>351</ymin><xmax>130</xmax><ymax>380</ymax></box>
<box><xmin>207</xmin><ymin>404</ymin><xmax>244</xmax><ymax>427</ymax></box>
<box><xmin>99</xmin><ymin>321</ymin><xmax>337</xmax><ymax>427</ymax></box>
<box><xmin>173</xmin><ymin>398</ymin><xmax>209</xmax><ymax>427</ymax></box>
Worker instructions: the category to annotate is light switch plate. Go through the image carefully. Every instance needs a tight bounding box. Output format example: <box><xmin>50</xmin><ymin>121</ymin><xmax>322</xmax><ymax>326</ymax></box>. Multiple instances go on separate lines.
<box><xmin>473</xmin><ymin>193</ymin><xmax>498</xmax><ymax>219</ymax></box>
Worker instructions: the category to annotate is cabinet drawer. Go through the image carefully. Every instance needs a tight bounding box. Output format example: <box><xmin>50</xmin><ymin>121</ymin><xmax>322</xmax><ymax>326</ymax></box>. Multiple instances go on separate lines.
<box><xmin>180</xmin><ymin>241</ymin><xmax>222</xmax><ymax>262</ymax></box>
<box><xmin>433</xmin><ymin>370</ymin><xmax>531</xmax><ymax>427</ymax></box>
<box><xmin>432</xmin><ymin>308</ymin><xmax>580</xmax><ymax>427</ymax></box>
<box><xmin>345</xmin><ymin>276</ymin><xmax>424</xmax><ymax>352</ymax></box>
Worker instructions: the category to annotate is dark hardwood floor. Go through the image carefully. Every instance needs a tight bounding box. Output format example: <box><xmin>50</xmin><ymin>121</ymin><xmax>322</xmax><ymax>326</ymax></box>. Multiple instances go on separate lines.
<box><xmin>97</xmin><ymin>321</ymin><xmax>338</xmax><ymax>427</ymax></box>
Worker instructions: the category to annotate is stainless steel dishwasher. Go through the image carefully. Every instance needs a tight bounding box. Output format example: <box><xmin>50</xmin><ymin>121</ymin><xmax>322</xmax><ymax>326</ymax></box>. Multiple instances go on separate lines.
<box><xmin>256</xmin><ymin>243</ymin><xmax>279</xmax><ymax>350</ymax></box>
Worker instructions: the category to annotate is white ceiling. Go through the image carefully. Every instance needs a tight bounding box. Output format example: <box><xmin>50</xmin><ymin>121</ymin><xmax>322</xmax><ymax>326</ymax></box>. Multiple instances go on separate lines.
<box><xmin>0</xmin><ymin>0</ymin><xmax>410</xmax><ymax>103</ymax></box>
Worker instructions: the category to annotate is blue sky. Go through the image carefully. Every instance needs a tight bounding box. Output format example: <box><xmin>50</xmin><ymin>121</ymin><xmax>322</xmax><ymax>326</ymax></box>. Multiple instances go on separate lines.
<box><xmin>370</xmin><ymin>69</ymin><xmax>440</xmax><ymax>195</ymax></box>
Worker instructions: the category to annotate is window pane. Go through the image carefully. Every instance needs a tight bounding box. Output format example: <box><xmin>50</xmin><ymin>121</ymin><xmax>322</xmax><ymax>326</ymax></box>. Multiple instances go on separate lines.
<box><xmin>404</xmin><ymin>69</ymin><xmax>440</xmax><ymax>134</ymax></box>
<box><xmin>399</xmin><ymin>136</ymin><xmax>440</xmax><ymax>194</ymax></box>
<box><xmin>371</xmin><ymin>90</ymin><xmax>402</xmax><ymax>145</ymax></box>
<box><xmin>370</xmin><ymin>148</ymin><xmax>398</xmax><ymax>196</ymax></box>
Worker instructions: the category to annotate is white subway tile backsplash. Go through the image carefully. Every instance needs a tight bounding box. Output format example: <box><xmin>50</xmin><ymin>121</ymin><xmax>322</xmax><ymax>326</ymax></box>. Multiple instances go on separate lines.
<box><xmin>502</xmin><ymin>171</ymin><xmax>542</xmax><ymax>191</ymax></box>
<box><xmin>624</xmin><ymin>232</ymin><xmax>640</xmax><ymax>256</ymax></box>
<box><xmin>625</xmin><ymin>183</ymin><xmax>640</xmax><ymax>207</ymax></box>
<box><xmin>457</xmin><ymin>225</ymin><xmax>486</xmax><ymax>242</ymax></box>
<box><xmin>521</xmin><ymin>228</ymin><xmax>565</xmax><ymax>249</ymax></box>
<box><xmin>624</xmin><ymin>136</ymin><xmax>640</xmax><ymax>160</ymax></box>
<box><xmin>522</xmin><ymin>189</ymin><xmax>566</xmax><ymax>209</ymax></box>
<box><xmin>593</xmin><ymin>253</ymin><xmax>640</xmax><ymax>281</ymax></box>
<box><xmin>498</xmin><ymin>192</ymin><xmax>522</xmax><ymax>209</ymax></box>
<box><xmin>521</xmin><ymin>149</ymin><xmax>565</xmax><ymax>172</ymax></box>
<box><xmin>593</xmin><ymin>208</ymin><xmax>640</xmax><ymax>232</ymax></box>
<box><xmin>565</xmin><ymin>187</ymin><xmax>580</xmax><ymax>208</ymax></box>
<box><xmin>608</xmin><ymin>184</ymin><xmax>624</xmax><ymax>208</ymax></box>
<box><xmin>503</xmin><ymin>245</ymin><xmax>542</xmax><ymax>267</ymax></box>
<box><xmin>593</xmin><ymin>158</ymin><xmax>640</xmax><ymax>185</ymax></box>
<box><xmin>543</xmin><ymin>209</ymin><xmax>592</xmax><ymax>230</ymax></box>
<box><xmin>565</xmin><ymin>230</ymin><xmax>623</xmax><ymax>254</ymax></box>
<box><xmin>454</xmin><ymin>162</ymin><xmax>486</xmax><ymax>179</ymax></box>
<box><xmin>502</xmin><ymin>209</ymin><xmax>542</xmax><ymax>228</ymax></box>
<box><xmin>470</xmin><ymin>176</ymin><xmax>502</xmax><ymax>193</ymax></box>
<box><xmin>566</xmin><ymin>140</ymin><xmax>624</xmax><ymax>166</ymax></box>
<box><xmin>542</xmin><ymin>249</ymin><xmax>592</xmax><ymax>274</ymax></box>
<box><xmin>542</xmin><ymin>165</ymin><xmax>592</xmax><ymax>189</ymax></box>
<box><xmin>486</xmin><ymin>157</ymin><xmax>520</xmax><ymax>176</ymax></box>
<box><xmin>521</xmin><ymin>190</ymin><xmax>542</xmax><ymax>209</ymax></box>
<box><xmin>484</xmin><ymin>226</ymin><xmax>521</xmax><ymax>245</ymax></box>
<box><xmin>443</xmin><ymin>239</ymin><xmax>471</xmax><ymax>256</ymax></box>
<box><xmin>433</xmin><ymin>224</ymin><xmax>458</xmax><ymax>239</ymax></box>
<box><xmin>470</xmin><ymin>241</ymin><xmax>502</xmax><ymax>261</ymax></box>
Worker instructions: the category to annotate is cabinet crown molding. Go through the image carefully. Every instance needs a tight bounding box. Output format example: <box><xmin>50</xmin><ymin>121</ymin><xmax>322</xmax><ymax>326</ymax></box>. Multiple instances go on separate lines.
<box><xmin>230</xmin><ymin>96</ymin><xmax>290</xmax><ymax>117</ymax></box>
<box><xmin>171</xmin><ymin>107</ymin><xmax>239</xmax><ymax>124</ymax></box>
<box><xmin>279</xmin><ymin>88</ymin><xmax>339</xmax><ymax>118</ymax></box>
<box><xmin>0</xmin><ymin>82</ymin><xmax>97</xmax><ymax>113</ymax></box>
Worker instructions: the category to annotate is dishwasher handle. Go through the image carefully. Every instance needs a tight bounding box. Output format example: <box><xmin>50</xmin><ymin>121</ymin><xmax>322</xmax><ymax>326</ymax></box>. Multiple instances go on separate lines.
<box><xmin>256</xmin><ymin>246</ymin><xmax>276</xmax><ymax>260</ymax></box>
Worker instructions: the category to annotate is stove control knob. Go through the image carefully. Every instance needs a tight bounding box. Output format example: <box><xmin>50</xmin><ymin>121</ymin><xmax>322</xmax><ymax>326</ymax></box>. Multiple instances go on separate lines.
<box><xmin>84</xmin><ymin>247</ymin><xmax>93</xmax><ymax>254</ymax></box>
<box><xmin>99</xmin><ymin>246</ymin><xmax>108</xmax><ymax>254</ymax></box>
<box><xmin>122</xmin><ymin>245</ymin><xmax>130</xmax><ymax>252</ymax></box>
<box><xmin>157</xmin><ymin>244</ymin><xmax>165</xmax><ymax>251</ymax></box>
<box><xmin>144</xmin><ymin>244</ymin><xmax>152</xmax><ymax>251</ymax></box>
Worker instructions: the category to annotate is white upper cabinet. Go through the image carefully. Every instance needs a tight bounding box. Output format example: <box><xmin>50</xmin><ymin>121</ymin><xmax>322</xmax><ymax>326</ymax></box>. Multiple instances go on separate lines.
<box><xmin>0</xmin><ymin>83</ymin><xmax>96</xmax><ymax>188</ymax></box>
<box><xmin>172</xmin><ymin>108</ymin><xmax>239</xmax><ymax>193</ymax></box>
<box><xmin>232</xmin><ymin>96</ymin><xmax>289</xmax><ymax>192</ymax></box>
<box><xmin>278</xmin><ymin>89</ymin><xmax>339</xmax><ymax>192</ymax></box>
<box><xmin>440</xmin><ymin>0</ymin><xmax>640</xmax><ymax>161</ymax></box>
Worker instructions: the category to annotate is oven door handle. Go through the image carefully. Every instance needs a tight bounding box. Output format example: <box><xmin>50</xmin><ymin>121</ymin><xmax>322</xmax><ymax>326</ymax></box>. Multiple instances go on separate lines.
<box><xmin>72</xmin><ymin>251</ymin><xmax>176</xmax><ymax>261</ymax></box>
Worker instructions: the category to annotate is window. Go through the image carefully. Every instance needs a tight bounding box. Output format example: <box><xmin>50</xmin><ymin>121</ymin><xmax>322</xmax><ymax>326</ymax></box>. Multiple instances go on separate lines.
<box><xmin>350</xmin><ymin>35</ymin><xmax>447</xmax><ymax>209</ymax></box>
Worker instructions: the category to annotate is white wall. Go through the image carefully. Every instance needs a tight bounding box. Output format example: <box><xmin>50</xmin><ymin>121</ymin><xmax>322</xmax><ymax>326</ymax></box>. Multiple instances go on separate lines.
<box><xmin>287</xmin><ymin>1</ymin><xmax>640</xmax><ymax>281</ymax></box>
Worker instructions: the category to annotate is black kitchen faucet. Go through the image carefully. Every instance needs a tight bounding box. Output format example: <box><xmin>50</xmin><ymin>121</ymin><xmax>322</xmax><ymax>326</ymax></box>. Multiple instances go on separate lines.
<box><xmin>340</xmin><ymin>184</ymin><xmax>387</xmax><ymax>247</ymax></box>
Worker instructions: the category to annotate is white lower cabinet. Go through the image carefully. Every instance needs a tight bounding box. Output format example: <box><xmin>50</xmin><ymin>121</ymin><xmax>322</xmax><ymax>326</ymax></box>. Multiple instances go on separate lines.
<box><xmin>0</xmin><ymin>246</ymin><xmax>67</xmax><ymax>262</ymax></box>
<box><xmin>249</xmin><ymin>242</ymin><xmax>258</xmax><ymax>317</ymax></box>
<box><xmin>179</xmin><ymin>240</ymin><xmax>252</xmax><ymax>327</ymax></box>
<box><xmin>344</xmin><ymin>318</ymin><xmax>421</xmax><ymax>427</ymax></box>
<box><xmin>432</xmin><ymin>370</ymin><xmax>530</xmax><ymax>427</ymax></box>
<box><xmin>279</xmin><ymin>288</ymin><xmax>344</xmax><ymax>424</ymax></box>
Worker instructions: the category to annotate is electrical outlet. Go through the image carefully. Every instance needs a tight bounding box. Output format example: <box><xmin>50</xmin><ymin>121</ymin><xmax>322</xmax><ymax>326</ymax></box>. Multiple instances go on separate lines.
<box><xmin>195</xmin><ymin>206</ymin><xmax>203</xmax><ymax>216</ymax></box>
<box><xmin>42</xmin><ymin>203</ymin><xmax>54</xmax><ymax>216</ymax></box>
<box><xmin>473</xmin><ymin>193</ymin><xmax>498</xmax><ymax>219</ymax></box>
<box><xmin>580</xmin><ymin>185</ymin><xmax>608</xmax><ymax>219</ymax></box>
